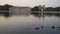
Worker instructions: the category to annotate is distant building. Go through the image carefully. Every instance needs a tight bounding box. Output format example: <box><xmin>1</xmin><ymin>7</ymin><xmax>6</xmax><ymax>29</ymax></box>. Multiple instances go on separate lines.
<box><xmin>9</xmin><ymin>6</ymin><xmax>31</xmax><ymax>15</ymax></box>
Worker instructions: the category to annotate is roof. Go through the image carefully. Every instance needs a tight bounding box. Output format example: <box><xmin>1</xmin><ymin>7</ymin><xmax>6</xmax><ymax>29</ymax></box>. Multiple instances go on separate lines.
<box><xmin>10</xmin><ymin>6</ymin><xmax>31</xmax><ymax>9</ymax></box>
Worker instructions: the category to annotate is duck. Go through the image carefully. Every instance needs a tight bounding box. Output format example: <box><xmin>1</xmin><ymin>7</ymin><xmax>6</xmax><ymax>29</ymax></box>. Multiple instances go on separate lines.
<box><xmin>58</xmin><ymin>27</ymin><xmax>60</xmax><ymax>29</ymax></box>
<box><xmin>52</xmin><ymin>26</ymin><xmax>55</xmax><ymax>29</ymax></box>
<box><xmin>35</xmin><ymin>27</ymin><xmax>39</xmax><ymax>30</ymax></box>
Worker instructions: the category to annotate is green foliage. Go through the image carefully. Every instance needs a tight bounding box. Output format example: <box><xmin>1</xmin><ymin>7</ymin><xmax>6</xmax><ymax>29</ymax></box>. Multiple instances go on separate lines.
<box><xmin>31</xmin><ymin>5</ymin><xmax>60</xmax><ymax>11</ymax></box>
<box><xmin>0</xmin><ymin>4</ymin><xmax>13</xmax><ymax>10</ymax></box>
<box><xmin>44</xmin><ymin>7</ymin><xmax>60</xmax><ymax>11</ymax></box>
<box><xmin>31</xmin><ymin>6</ymin><xmax>39</xmax><ymax>11</ymax></box>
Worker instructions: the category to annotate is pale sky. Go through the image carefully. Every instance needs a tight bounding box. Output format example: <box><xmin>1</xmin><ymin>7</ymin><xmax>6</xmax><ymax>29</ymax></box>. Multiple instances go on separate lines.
<box><xmin>0</xmin><ymin>0</ymin><xmax>60</xmax><ymax>7</ymax></box>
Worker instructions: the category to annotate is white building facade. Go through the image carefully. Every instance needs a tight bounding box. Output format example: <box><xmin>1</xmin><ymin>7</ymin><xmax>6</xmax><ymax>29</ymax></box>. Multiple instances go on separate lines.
<box><xmin>9</xmin><ymin>7</ymin><xmax>31</xmax><ymax>15</ymax></box>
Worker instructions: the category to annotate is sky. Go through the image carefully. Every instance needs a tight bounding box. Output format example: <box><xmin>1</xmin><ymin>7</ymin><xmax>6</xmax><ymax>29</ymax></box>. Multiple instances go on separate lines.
<box><xmin>0</xmin><ymin>0</ymin><xmax>60</xmax><ymax>7</ymax></box>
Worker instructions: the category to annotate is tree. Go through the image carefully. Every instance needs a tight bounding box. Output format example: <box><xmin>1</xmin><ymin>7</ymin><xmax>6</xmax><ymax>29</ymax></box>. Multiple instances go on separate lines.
<box><xmin>0</xmin><ymin>4</ymin><xmax>13</xmax><ymax>10</ymax></box>
<box><xmin>31</xmin><ymin>6</ymin><xmax>39</xmax><ymax>11</ymax></box>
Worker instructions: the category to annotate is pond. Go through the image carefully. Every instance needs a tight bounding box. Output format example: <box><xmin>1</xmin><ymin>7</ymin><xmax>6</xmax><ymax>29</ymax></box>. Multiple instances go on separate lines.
<box><xmin>0</xmin><ymin>13</ymin><xmax>60</xmax><ymax>34</ymax></box>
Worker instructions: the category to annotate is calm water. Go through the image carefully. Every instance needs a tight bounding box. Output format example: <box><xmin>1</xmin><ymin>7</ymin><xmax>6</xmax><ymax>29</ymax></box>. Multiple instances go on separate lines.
<box><xmin>0</xmin><ymin>13</ymin><xmax>60</xmax><ymax>34</ymax></box>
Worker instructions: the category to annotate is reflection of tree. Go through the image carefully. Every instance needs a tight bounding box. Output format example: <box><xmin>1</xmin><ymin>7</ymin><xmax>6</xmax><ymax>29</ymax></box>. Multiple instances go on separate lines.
<box><xmin>45</xmin><ymin>13</ymin><xmax>54</xmax><ymax>16</ymax></box>
<box><xmin>33</xmin><ymin>14</ymin><xmax>41</xmax><ymax>17</ymax></box>
<box><xmin>4</xmin><ymin>12</ymin><xmax>9</xmax><ymax>17</ymax></box>
<box><xmin>33</xmin><ymin>14</ymin><xmax>45</xmax><ymax>19</ymax></box>
<box><xmin>0</xmin><ymin>12</ymin><xmax>9</xmax><ymax>17</ymax></box>
<box><xmin>45</xmin><ymin>13</ymin><xmax>60</xmax><ymax>18</ymax></box>
<box><xmin>54</xmin><ymin>14</ymin><xmax>60</xmax><ymax>18</ymax></box>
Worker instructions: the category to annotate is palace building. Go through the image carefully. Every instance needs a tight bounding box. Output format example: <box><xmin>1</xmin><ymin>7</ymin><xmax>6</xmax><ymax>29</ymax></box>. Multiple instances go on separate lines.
<box><xmin>9</xmin><ymin>6</ymin><xmax>31</xmax><ymax>15</ymax></box>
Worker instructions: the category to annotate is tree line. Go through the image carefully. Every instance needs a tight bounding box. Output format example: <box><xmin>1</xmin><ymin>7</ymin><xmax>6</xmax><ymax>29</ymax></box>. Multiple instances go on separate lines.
<box><xmin>0</xmin><ymin>4</ymin><xmax>13</xmax><ymax>10</ymax></box>
<box><xmin>31</xmin><ymin>6</ymin><xmax>60</xmax><ymax>11</ymax></box>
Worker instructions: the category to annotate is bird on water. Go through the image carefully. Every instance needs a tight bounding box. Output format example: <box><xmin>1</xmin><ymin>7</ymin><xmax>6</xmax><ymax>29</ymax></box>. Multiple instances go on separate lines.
<box><xmin>52</xmin><ymin>26</ymin><xmax>55</xmax><ymax>29</ymax></box>
<box><xmin>35</xmin><ymin>26</ymin><xmax>39</xmax><ymax>30</ymax></box>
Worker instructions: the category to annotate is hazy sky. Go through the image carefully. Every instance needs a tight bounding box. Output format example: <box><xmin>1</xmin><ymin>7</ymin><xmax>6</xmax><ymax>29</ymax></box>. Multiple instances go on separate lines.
<box><xmin>0</xmin><ymin>0</ymin><xmax>60</xmax><ymax>7</ymax></box>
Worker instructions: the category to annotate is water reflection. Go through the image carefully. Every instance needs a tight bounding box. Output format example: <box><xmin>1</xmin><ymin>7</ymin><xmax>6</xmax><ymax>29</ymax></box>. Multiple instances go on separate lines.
<box><xmin>0</xmin><ymin>12</ymin><xmax>60</xmax><ymax>34</ymax></box>
<box><xmin>45</xmin><ymin>13</ymin><xmax>60</xmax><ymax>18</ymax></box>
<box><xmin>54</xmin><ymin>14</ymin><xmax>60</xmax><ymax>18</ymax></box>
<box><xmin>0</xmin><ymin>12</ymin><xmax>9</xmax><ymax>18</ymax></box>
<box><xmin>0</xmin><ymin>12</ymin><xmax>60</xmax><ymax>18</ymax></box>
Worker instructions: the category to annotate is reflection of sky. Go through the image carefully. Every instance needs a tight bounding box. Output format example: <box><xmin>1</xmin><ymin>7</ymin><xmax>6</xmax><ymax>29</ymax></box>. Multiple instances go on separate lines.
<box><xmin>0</xmin><ymin>15</ymin><xmax>60</xmax><ymax>26</ymax></box>
<box><xmin>0</xmin><ymin>0</ymin><xmax>60</xmax><ymax>7</ymax></box>
<box><xmin>0</xmin><ymin>15</ymin><xmax>60</xmax><ymax>34</ymax></box>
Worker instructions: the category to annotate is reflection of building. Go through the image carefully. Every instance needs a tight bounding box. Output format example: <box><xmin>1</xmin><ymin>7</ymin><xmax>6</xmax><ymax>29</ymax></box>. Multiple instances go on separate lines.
<box><xmin>9</xmin><ymin>6</ymin><xmax>31</xmax><ymax>15</ymax></box>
